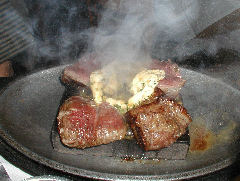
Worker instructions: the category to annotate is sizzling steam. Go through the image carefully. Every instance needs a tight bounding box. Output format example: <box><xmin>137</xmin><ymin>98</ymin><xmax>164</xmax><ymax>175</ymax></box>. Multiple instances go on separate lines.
<box><xmin>91</xmin><ymin>0</ymin><xmax>199</xmax><ymax>63</ymax></box>
<box><xmin>11</xmin><ymin>0</ymin><xmax>240</xmax><ymax>67</ymax></box>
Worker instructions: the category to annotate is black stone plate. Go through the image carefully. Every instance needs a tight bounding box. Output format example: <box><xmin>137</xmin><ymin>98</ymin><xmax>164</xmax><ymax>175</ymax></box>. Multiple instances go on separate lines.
<box><xmin>0</xmin><ymin>65</ymin><xmax>239</xmax><ymax>180</ymax></box>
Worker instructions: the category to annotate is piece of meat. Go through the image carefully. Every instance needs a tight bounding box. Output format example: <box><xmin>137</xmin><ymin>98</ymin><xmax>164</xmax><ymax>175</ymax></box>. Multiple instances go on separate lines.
<box><xmin>61</xmin><ymin>53</ymin><xmax>101</xmax><ymax>86</ymax></box>
<box><xmin>62</xmin><ymin>53</ymin><xmax>184</xmax><ymax>98</ymax></box>
<box><xmin>126</xmin><ymin>88</ymin><xmax>192</xmax><ymax>151</ymax></box>
<box><xmin>57</xmin><ymin>96</ymin><xmax>127</xmax><ymax>149</ymax></box>
<box><xmin>148</xmin><ymin>59</ymin><xmax>186</xmax><ymax>98</ymax></box>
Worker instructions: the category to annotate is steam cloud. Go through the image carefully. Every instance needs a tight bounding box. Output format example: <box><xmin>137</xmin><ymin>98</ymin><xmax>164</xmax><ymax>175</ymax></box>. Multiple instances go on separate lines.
<box><xmin>87</xmin><ymin>0</ymin><xmax>240</xmax><ymax>64</ymax></box>
<box><xmin>13</xmin><ymin>0</ymin><xmax>240</xmax><ymax>67</ymax></box>
<box><xmin>91</xmin><ymin>0</ymin><xmax>199</xmax><ymax>63</ymax></box>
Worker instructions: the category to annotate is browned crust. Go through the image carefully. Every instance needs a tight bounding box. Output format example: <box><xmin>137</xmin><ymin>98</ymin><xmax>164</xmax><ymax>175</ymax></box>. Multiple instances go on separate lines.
<box><xmin>128</xmin><ymin>87</ymin><xmax>191</xmax><ymax>122</ymax></box>
<box><xmin>125</xmin><ymin>112</ymin><xmax>147</xmax><ymax>150</ymax></box>
<box><xmin>125</xmin><ymin>87</ymin><xmax>192</xmax><ymax>151</ymax></box>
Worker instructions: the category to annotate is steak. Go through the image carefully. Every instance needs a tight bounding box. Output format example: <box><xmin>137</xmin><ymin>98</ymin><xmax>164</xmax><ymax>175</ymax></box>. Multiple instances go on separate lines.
<box><xmin>126</xmin><ymin>88</ymin><xmax>192</xmax><ymax>151</ymax></box>
<box><xmin>59</xmin><ymin>55</ymin><xmax>189</xmax><ymax>150</ymax></box>
<box><xmin>148</xmin><ymin>59</ymin><xmax>186</xmax><ymax>98</ymax></box>
<box><xmin>61</xmin><ymin>53</ymin><xmax>101</xmax><ymax>86</ymax></box>
<box><xmin>57</xmin><ymin>96</ymin><xmax>127</xmax><ymax>148</ymax></box>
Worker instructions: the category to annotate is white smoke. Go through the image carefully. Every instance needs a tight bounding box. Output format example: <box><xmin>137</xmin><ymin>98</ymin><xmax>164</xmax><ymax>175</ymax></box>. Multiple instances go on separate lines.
<box><xmin>90</xmin><ymin>0</ymin><xmax>240</xmax><ymax>63</ymax></box>
<box><xmin>11</xmin><ymin>0</ymin><xmax>240</xmax><ymax>66</ymax></box>
<box><xmin>90</xmin><ymin>0</ymin><xmax>200</xmax><ymax>63</ymax></box>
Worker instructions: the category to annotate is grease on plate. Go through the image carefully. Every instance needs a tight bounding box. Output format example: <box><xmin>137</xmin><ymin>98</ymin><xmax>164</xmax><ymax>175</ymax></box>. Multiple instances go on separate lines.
<box><xmin>189</xmin><ymin>118</ymin><xmax>238</xmax><ymax>153</ymax></box>
<box><xmin>189</xmin><ymin>123</ymin><xmax>216</xmax><ymax>152</ymax></box>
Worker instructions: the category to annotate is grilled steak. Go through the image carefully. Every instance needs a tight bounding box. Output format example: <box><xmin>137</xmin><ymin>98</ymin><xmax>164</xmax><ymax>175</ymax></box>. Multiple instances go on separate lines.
<box><xmin>57</xmin><ymin>96</ymin><xmax>127</xmax><ymax>148</ymax></box>
<box><xmin>59</xmin><ymin>54</ymin><xmax>189</xmax><ymax>150</ymax></box>
<box><xmin>61</xmin><ymin>54</ymin><xmax>101</xmax><ymax>86</ymax></box>
<box><xmin>126</xmin><ymin>88</ymin><xmax>192</xmax><ymax>151</ymax></box>
<box><xmin>148</xmin><ymin>59</ymin><xmax>186</xmax><ymax>98</ymax></box>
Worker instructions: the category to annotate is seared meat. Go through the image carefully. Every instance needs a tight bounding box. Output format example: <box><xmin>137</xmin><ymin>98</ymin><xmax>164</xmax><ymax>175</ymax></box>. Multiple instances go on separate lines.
<box><xmin>59</xmin><ymin>55</ymin><xmax>189</xmax><ymax>150</ymax></box>
<box><xmin>126</xmin><ymin>88</ymin><xmax>192</xmax><ymax>151</ymax></box>
<box><xmin>61</xmin><ymin>54</ymin><xmax>185</xmax><ymax>110</ymax></box>
<box><xmin>148</xmin><ymin>59</ymin><xmax>186</xmax><ymax>98</ymax></box>
<box><xmin>61</xmin><ymin>54</ymin><xmax>101</xmax><ymax>86</ymax></box>
<box><xmin>62</xmin><ymin>55</ymin><xmax>184</xmax><ymax>98</ymax></box>
<box><xmin>57</xmin><ymin>96</ymin><xmax>127</xmax><ymax>149</ymax></box>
